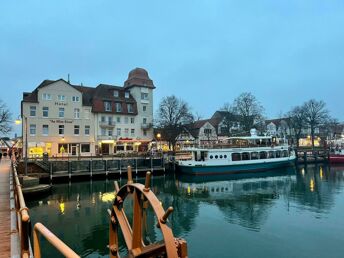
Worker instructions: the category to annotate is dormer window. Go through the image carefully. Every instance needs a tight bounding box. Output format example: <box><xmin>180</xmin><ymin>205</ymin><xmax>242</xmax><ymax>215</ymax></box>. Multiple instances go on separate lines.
<box><xmin>115</xmin><ymin>103</ymin><xmax>122</xmax><ymax>112</ymax></box>
<box><xmin>127</xmin><ymin>104</ymin><xmax>133</xmax><ymax>113</ymax></box>
<box><xmin>125</xmin><ymin>91</ymin><xmax>130</xmax><ymax>99</ymax></box>
<box><xmin>113</xmin><ymin>90</ymin><xmax>119</xmax><ymax>97</ymax></box>
<box><xmin>104</xmin><ymin>101</ymin><xmax>112</xmax><ymax>112</ymax></box>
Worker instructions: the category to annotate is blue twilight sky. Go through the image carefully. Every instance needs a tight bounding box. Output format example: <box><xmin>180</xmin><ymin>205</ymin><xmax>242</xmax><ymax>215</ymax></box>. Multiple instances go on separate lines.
<box><xmin>1</xmin><ymin>1</ymin><xmax>344</xmax><ymax>136</ymax></box>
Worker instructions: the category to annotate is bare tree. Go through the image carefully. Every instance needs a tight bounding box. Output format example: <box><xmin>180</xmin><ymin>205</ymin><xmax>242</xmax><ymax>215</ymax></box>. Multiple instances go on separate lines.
<box><xmin>287</xmin><ymin>106</ymin><xmax>305</xmax><ymax>148</ymax></box>
<box><xmin>232</xmin><ymin>92</ymin><xmax>264</xmax><ymax>133</ymax></box>
<box><xmin>219</xmin><ymin>103</ymin><xmax>237</xmax><ymax>136</ymax></box>
<box><xmin>194</xmin><ymin>112</ymin><xmax>203</xmax><ymax>121</ymax></box>
<box><xmin>156</xmin><ymin>95</ymin><xmax>194</xmax><ymax>150</ymax></box>
<box><xmin>302</xmin><ymin>99</ymin><xmax>329</xmax><ymax>150</ymax></box>
<box><xmin>0</xmin><ymin>99</ymin><xmax>12</xmax><ymax>136</ymax></box>
<box><xmin>323</xmin><ymin>118</ymin><xmax>340</xmax><ymax>140</ymax></box>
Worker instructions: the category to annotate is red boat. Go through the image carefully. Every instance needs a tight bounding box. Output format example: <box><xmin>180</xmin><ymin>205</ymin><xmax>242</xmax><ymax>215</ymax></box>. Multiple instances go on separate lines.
<box><xmin>329</xmin><ymin>150</ymin><xmax>344</xmax><ymax>164</ymax></box>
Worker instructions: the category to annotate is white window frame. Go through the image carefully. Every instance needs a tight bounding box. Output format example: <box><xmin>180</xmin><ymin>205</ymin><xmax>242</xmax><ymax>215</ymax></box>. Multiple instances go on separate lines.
<box><xmin>115</xmin><ymin>103</ymin><xmax>122</xmax><ymax>112</ymax></box>
<box><xmin>42</xmin><ymin>93</ymin><xmax>51</xmax><ymax>100</ymax></box>
<box><xmin>74</xmin><ymin>108</ymin><xmax>80</xmax><ymax>119</ymax></box>
<box><xmin>57</xmin><ymin>95</ymin><xmax>65</xmax><ymax>101</ymax></box>
<box><xmin>72</xmin><ymin>96</ymin><xmax>80</xmax><ymax>102</ymax></box>
<box><xmin>59</xmin><ymin>125</ymin><xmax>64</xmax><ymax>135</ymax></box>
<box><xmin>127</xmin><ymin>104</ymin><xmax>133</xmax><ymax>113</ymax></box>
<box><xmin>85</xmin><ymin>125</ymin><xmax>90</xmax><ymax>135</ymax></box>
<box><xmin>42</xmin><ymin>125</ymin><xmax>49</xmax><ymax>136</ymax></box>
<box><xmin>42</xmin><ymin>107</ymin><xmax>49</xmax><ymax>117</ymax></box>
<box><xmin>59</xmin><ymin>107</ymin><xmax>65</xmax><ymax>118</ymax></box>
<box><xmin>104</xmin><ymin>101</ymin><xmax>111</xmax><ymax>112</ymax></box>
<box><xmin>30</xmin><ymin>106</ymin><xmax>36</xmax><ymax>117</ymax></box>
<box><xmin>74</xmin><ymin>125</ymin><xmax>80</xmax><ymax>135</ymax></box>
<box><xmin>30</xmin><ymin>124</ymin><xmax>36</xmax><ymax>136</ymax></box>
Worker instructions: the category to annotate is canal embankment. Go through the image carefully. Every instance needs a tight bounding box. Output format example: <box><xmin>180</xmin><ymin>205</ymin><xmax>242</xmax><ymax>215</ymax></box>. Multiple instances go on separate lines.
<box><xmin>16</xmin><ymin>156</ymin><xmax>167</xmax><ymax>184</ymax></box>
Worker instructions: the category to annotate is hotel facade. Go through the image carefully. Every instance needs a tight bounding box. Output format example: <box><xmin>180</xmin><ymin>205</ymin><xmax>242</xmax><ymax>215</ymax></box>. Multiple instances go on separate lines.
<box><xmin>21</xmin><ymin>68</ymin><xmax>155</xmax><ymax>157</ymax></box>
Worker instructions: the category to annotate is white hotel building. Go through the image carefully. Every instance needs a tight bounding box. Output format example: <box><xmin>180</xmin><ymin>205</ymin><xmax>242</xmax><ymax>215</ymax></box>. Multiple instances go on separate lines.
<box><xmin>21</xmin><ymin>68</ymin><xmax>155</xmax><ymax>157</ymax></box>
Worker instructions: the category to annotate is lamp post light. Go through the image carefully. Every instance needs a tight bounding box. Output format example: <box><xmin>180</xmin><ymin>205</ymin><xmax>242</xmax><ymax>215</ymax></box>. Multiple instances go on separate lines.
<box><xmin>156</xmin><ymin>133</ymin><xmax>161</xmax><ymax>152</ymax></box>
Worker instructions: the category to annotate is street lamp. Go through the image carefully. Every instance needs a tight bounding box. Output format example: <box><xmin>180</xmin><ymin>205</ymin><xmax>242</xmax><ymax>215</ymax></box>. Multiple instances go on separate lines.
<box><xmin>156</xmin><ymin>133</ymin><xmax>161</xmax><ymax>151</ymax></box>
<box><xmin>15</xmin><ymin>116</ymin><xmax>28</xmax><ymax>176</ymax></box>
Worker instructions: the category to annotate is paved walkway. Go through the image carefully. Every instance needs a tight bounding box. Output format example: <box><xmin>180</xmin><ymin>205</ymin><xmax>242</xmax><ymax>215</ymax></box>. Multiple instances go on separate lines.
<box><xmin>0</xmin><ymin>158</ymin><xmax>11</xmax><ymax>258</ymax></box>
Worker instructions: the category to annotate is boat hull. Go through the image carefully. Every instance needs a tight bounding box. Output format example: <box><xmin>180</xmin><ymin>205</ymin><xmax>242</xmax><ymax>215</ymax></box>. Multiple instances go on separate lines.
<box><xmin>329</xmin><ymin>155</ymin><xmax>344</xmax><ymax>164</ymax></box>
<box><xmin>176</xmin><ymin>160</ymin><xmax>295</xmax><ymax>176</ymax></box>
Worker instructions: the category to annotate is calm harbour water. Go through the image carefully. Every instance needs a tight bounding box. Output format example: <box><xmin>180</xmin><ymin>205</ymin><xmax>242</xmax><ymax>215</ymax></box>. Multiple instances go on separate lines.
<box><xmin>27</xmin><ymin>164</ymin><xmax>344</xmax><ymax>258</ymax></box>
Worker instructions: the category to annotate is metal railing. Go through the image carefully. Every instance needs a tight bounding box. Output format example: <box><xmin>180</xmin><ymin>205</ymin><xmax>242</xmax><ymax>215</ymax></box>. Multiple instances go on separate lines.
<box><xmin>12</xmin><ymin>160</ymin><xmax>31</xmax><ymax>258</ymax></box>
<box><xmin>12</xmin><ymin>157</ymin><xmax>80</xmax><ymax>257</ymax></box>
<box><xmin>33</xmin><ymin>223</ymin><xmax>79</xmax><ymax>258</ymax></box>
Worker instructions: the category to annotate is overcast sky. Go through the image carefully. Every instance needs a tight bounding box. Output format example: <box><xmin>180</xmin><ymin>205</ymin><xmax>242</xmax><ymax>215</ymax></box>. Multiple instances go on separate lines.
<box><xmin>1</xmin><ymin>1</ymin><xmax>344</xmax><ymax>136</ymax></box>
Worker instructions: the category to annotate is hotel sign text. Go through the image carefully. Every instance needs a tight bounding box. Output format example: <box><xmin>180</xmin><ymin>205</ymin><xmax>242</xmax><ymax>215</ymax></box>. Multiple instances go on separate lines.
<box><xmin>50</xmin><ymin>119</ymin><xmax>73</xmax><ymax>124</ymax></box>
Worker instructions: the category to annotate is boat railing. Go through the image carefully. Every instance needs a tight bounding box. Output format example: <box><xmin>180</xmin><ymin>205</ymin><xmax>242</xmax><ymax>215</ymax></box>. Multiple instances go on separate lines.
<box><xmin>182</xmin><ymin>143</ymin><xmax>289</xmax><ymax>150</ymax></box>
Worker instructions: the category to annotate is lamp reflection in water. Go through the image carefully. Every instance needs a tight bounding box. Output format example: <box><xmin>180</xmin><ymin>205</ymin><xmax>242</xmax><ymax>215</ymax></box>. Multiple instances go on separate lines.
<box><xmin>76</xmin><ymin>194</ymin><xmax>81</xmax><ymax>210</ymax></box>
<box><xmin>320</xmin><ymin>166</ymin><xmax>323</xmax><ymax>180</ymax></box>
<box><xmin>59</xmin><ymin>200</ymin><xmax>65</xmax><ymax>215</ymax></box>
<box><xmin>101</xmin><ymin>192</ymin><xmax>115</xmax><ymax>202</ymax></box>
<box><xmin>301</xmin><ymin>168</ymin><xmax>305</xmax><ymax>177</ymax></box>
<box><xmin>310</xmin><ymin>179</ymin><xmax>315</xmax><ymax>192</ymax></box>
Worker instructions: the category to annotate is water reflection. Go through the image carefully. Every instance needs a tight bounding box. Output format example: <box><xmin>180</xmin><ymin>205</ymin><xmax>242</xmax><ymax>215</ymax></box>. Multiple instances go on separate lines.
<box><xmin>176</xmin><ymin>168</ymin><xmax>296</xmax><ymax>231</ymax></box>
<box><xmin>27</xmin><ymin>165</ymin><xmax>344</xmax><ymax>258</ymax></box>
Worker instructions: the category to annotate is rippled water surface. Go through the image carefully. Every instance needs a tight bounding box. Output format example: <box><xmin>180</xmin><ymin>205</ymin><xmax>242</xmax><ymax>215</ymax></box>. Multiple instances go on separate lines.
<box><xmin>27</xmin><ymin>165</ymin><xmax>344</xmax><ymax>258</ymax></box>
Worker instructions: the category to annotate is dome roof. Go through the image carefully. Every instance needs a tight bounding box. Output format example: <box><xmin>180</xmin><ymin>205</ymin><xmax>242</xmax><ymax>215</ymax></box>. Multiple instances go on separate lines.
<box><xmin>128</xmin><ymin>68</ymin><xmax>149</xmax><ymax>80</ymax></box>
<box><xmin>124</xmin><ymin>67</ymin><xmax>155</xmax><ymax>89</ymax></box>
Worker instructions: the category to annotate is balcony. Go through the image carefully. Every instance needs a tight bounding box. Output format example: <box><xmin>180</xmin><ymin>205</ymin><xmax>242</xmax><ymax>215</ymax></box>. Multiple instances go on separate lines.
<box><xmin>99</xmin><ymin>121</ymin><xmax>116</xmax><ymax>127</ymax></box>
<box><xmin>141</xmin><ymin>123</ymin><xmax>153</xmax><ymax>129</ymax></box>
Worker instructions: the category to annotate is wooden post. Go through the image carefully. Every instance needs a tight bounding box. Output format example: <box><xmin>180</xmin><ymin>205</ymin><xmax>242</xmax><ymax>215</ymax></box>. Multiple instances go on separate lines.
<box><xmin>68</xmin><ymin>161</ymin><xmax>71</xmax><ymax>180</ymax></box>
<box><xmin>90</xmin><ymin>160</ymin><xmax>93</xmax><ymax>178</ymax></box>
<box><xmin>50</xmin><ymin>162</ymin><xmax>53</xmax><ymax>182</ymax></box>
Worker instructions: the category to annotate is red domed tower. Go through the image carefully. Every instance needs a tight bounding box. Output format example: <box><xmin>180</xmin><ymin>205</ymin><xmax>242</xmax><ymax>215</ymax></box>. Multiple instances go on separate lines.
<box><xmin>124</xmin><ymin>68</ymin><xmax>155</xmax><ymax>89</ymax></box>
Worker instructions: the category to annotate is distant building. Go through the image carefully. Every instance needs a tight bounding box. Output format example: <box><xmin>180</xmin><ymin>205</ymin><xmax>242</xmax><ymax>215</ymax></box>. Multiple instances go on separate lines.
<box><xmin>210</xmin><ymin>111</ymin><xmax>241</xmax><ymax>139</ymax></box>
<box><xmin>265</xmin><ymin>118</ymin><xmax>290</xmax><ymax>137</ymax></box>
<box><xmin>21</xmin><ymin>68</ymin><xmax>155</xmax><ymax>157</ymax></box>
<box><xmin>176</xmin><ymin>119</ymin><xmax>218</xmax><ymax>146</ymax></box>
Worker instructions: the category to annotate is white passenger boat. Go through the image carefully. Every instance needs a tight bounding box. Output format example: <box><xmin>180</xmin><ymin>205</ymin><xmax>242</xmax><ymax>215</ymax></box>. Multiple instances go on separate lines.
<box><xmin>176</xmin><ymin>130</ymin><xmax>296</xmax><ymax>175</ymax></box>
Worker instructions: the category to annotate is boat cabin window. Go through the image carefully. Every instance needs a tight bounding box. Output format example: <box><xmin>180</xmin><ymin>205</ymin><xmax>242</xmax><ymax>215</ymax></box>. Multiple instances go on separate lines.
<box><xmin>251</xmin><ymin>152</ymin><xmax>259</xmax><ymax>160</ymax></box>
<box><xmin>232</xmin><ymin>153</ymin><xmax>241</xmax><ymax>161</ymax></box>
<box><xmin>268</xmin><ymin>151</ymin><xmax>275</xmax><ymax>158</ymax></box>
<box><xmin>224</xmin><ymin>154</ymin><xmax>227</xmax><ymax>159</ymax></box>
<box><xmin>242</xmin><ymin>152</ymin><xmax>250</xmax><ymax>160</ymax></box>
<box><xmin>260</xmin><ymin>151</ymin><xmax>267</xmax><ymax>159</ymax></box>
<box><xmin>215</xmin><ymin>155</ymin><xmax>218</xmax><ymax>159</ymax></box>
<box><xmin>220</xmin><ymin>155</ymin><xmax>223</xmax><ymax>158</ymax></box>
<box><xmin>276</xmin><ymin>151</ymin><xmax>281</xmax><ymax>158</ymax></box>
<box><xmin>282</xmin><ymin>150</ymin><xmax>288</xmax><ymax>157</ymax></box>
<box><xmin>194</xmin><ymin>151</ymin><xmax>207</xmax><ymax>161</ymax></box>
<box><xmin>210</xmin><ymin>155</ymin><xmax>213</xmax><ymax>159</ymax></box>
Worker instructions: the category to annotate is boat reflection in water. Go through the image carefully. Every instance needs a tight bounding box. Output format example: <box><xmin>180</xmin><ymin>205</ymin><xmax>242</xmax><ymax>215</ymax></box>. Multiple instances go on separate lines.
<box><xmin>176</xmin><ymin>167</ymin><xmax>296</xmax><ymax>231</ymax></box>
